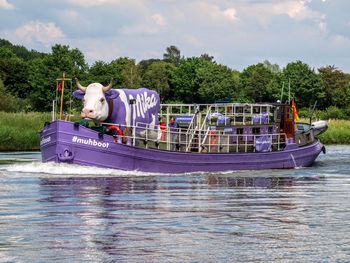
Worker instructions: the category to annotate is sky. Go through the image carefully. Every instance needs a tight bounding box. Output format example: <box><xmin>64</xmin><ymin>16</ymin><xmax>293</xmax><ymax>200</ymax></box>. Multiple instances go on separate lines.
<box><xmin>0</xmin><ymin>0</ymin><xmax>349</xmax><ymax>72</ymax></box>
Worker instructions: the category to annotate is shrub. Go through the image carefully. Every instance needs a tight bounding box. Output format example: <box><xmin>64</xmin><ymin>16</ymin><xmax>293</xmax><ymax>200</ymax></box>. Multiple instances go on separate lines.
<box><xmin>324</xmin><ymin>106</ymin><xmax>347</xmax><ymax>120</ymax></box>
<box><xmin>0</xmin><ymin>80</ymin><xmax>24</xmax><ymax>112</ymax></box>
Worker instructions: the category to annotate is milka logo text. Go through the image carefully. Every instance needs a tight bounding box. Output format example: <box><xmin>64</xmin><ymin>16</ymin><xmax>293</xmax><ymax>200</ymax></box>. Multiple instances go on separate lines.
<box><xmin>72</xmin><ymin>136</ymin><xmax>109</xmax><ymax>148</ymax></box>
<box><xmin>129</xmin><ymin>92</ymin><xmax>158</xmax><ymax>118</ymax></box>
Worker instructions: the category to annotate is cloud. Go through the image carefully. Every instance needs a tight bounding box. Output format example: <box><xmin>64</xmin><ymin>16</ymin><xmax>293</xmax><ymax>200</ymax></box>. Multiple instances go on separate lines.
<box><xmin>64</xmin><ymin>10</ymin><xmax>79</xmax><ymax>20</ymax></box>
<box><xmin>188</xmin><ymin>3</ymin><xmax>238</xmax><ymax>24</ymax></box>
<box><xmin>65</xmin><ymin>0</ymin><xmax>145</xmax><ymax>10</ymax></box>
<box><xmin>223</xmin><ymin>8</ymin><xmax>238</xmax><ymax>22</ymax></box>
<box><xmin>151</xmin><ymin>13</ymin><xmax>166</xmax><ymax>27</ymax></box>
<box><xmin>0</xmin><ymin>0</ymin><xmax>14</xmax><ymax>10</ymax></box>
<box><xmin>275</xmin><ymin>1</ymin><xmax>321</xmax><ymax>21</ymax></box>
<box><xmin>1</xmin><ymin>0</ymin><xmax>349</xmax><ymax>72</ymax></box>
<box><xmin>185</xmin><ymin>35</ymin><xmax>203</xmax><ymax>47</ymax></box>
<box><xmin>77</xmin><ymin>38</ymin><xmax>121</xmax><ymax>62</ymax></box>
<box><xmin>119</xmin><ymin>13</ymin><xmax>166</xmax><ymax>35</ymax></box>
<box><xmin>235</xmin><ymin>1</ymin><xmax>327</xmax><ymax>34</ymax></box>
<box><xmin>15</xmin><ymin>20</ymin><xmax>65</xmax><ymax>47</ymax></box>
<box><xmin>65</xmin><ymin>0</ymin><xmax>121</xmax><ymax>7</ymax></box>
<box><xmin>333</xmin><ymin>34</ymin><xmax>350</xmax><ymax>46</ymax></box>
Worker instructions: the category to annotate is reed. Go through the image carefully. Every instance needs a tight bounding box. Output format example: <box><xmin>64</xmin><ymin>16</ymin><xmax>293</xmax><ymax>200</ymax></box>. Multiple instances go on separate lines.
<box><xmin>318</xmin><ymin>119</ymin><xmax>350</xmax><ymax>144</ymax></box>
<box><xmin>0</xmin><ymin>112</ymin><xmax>51</xmax><ymax>151</ymax></box>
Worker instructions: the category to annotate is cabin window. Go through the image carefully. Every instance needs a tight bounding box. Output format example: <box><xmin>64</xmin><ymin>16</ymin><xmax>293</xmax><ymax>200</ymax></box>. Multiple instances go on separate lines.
<box><xmin>253</xmin><ymin>106</ymin><xmax>260</xmax><ymax>114</ymax></box>
<box><xmin>236</xmin><ymin>107</ymin><xmax>243</xmax><ymax>113</ymax></box>
<box><xmin>237</xmin><ymin>128</ymin><xmax>244</xmax><ymax>134</ymax></box>
<box><xmin>252</xmin><ymin>127</ymin><xmax>260</xmax><ymax>135</ymax></box>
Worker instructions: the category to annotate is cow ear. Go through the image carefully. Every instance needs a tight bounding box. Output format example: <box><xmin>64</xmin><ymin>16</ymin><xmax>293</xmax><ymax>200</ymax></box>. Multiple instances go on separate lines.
<box><xmin>73</xmin><ymin>90</ymin><xmax>85</xmax><ymax>100</ymax></box>
<box><xmin>105</xmin><ymin>89</ymin><xmax>119</xmax><ymax>100</ymax></box>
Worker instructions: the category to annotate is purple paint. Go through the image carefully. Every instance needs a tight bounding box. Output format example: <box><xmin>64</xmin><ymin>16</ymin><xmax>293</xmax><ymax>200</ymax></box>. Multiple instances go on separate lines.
<box><xmin>253</xmin><ymin>112</ymin><xmax>269</xmax><ymax>124</ymax></box>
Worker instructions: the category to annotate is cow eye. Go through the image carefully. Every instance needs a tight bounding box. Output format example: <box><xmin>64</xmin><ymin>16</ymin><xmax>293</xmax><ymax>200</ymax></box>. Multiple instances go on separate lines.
<box><xmin>100</xmin><ymin>98</ymin><xmax>105</xmax><ymax>103</ymax></box>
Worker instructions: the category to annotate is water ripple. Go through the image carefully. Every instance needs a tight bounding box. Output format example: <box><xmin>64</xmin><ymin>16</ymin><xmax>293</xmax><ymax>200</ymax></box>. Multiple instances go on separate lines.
<box><xmin>0</xmin><ymin>146</ymin><xmax>349</xmax><ymax>262</ymax></box>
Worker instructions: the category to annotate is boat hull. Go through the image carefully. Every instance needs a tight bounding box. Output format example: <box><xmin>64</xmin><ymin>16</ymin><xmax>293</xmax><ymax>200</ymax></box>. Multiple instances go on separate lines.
<box><xmin>40</xmin><ymin>120</ymin><xmax>325</xmax><ymax>173</ymax></box>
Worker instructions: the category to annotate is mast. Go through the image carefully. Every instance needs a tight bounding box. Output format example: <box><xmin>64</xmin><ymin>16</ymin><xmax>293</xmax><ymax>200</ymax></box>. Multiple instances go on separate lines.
<box><xmin>280</xmin><ymin>82</ymin><xmax>284</xmax><ymax>102</ymax></box>
<box><xmin>56</xmin><ymin>72</ymin><xmax>72</xmax><ymax>120</ymax></box>
<box><xmin>288</xmin><ymin>78</ymin><xmax>291</xmax><ymax>104</ymax></box>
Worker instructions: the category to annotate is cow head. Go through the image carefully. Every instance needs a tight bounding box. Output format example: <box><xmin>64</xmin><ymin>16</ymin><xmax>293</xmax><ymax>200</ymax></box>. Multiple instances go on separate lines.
<box><xmin>73</xmin><ymin>79</ymin><xmax>118</xmax><ymax>122</ymax></box>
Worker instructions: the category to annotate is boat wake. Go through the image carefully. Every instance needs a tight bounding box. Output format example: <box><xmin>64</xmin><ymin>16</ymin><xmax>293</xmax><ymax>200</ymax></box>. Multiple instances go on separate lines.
<box><xmin>0</xmin><ymin>161</ymin><xmax>163</xmax><ymax>177</ymax></box>
<box><xmin>0</xmin><ymin>161</ymin><xmax>269</xmax><ymax>178</ymax></box>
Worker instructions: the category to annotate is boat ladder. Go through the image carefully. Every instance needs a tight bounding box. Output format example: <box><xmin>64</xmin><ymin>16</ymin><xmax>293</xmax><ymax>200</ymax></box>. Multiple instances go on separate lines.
<box><xmin>186</xmin><ymin>105</ymin><xmax>212</xmax><ymax>152</ymax></box>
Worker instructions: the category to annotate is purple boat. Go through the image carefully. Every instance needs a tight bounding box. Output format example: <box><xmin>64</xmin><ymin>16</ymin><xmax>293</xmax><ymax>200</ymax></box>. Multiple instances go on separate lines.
<box><xmin>40</xmin><ymin>79</ymin><xmax>326</xmax><ymax>173</ymax></box>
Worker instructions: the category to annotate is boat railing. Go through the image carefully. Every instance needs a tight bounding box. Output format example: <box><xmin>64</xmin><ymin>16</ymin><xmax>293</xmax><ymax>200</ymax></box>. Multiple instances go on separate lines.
<box><xmin>159</xmin><ymin>103</ymin><xmax>275</xmax><ymax>131</ymax></box>
<box><xmin>101</xmin><ymin>121</ymin><xmax>287</xmax><ymax>154</ymax></box>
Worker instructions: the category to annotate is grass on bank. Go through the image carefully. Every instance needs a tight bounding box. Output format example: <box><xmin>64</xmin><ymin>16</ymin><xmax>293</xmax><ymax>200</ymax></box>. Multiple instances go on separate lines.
<box><xmin>318</xmin><ymin>119</ymin><xmax>350</xmax><ymax>144</ymax></box>
<box><xmin>0</xmin><ymin>111</ymin><xmax>350</xmax><ymax>151</ymax></box>
<box><xmin>0</xmin><ymin>112</ymin><xmax>51</xmax><ymax>151</ymax></box>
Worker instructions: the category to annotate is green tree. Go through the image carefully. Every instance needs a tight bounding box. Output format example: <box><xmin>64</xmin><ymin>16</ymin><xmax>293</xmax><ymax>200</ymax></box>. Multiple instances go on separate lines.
<box><xmin>0</xmin><ymin>49</ymin><xmax>30</xmax><ymax>99</ymax></box>
<box><xmin>318</xmin><ymin>65</ymin><xmax>350</xmax><ymax>108</ymax></box>
<box><xmin>50</xmin><ymin>44</ymin><xmax>88</xmax><ymax>78</ymax></box>
<box><xmin>106</xmin><ymin>57</ymin><xmax>141</xmax><ymax>88</ymax></box>
<box><xmin>27</xmin><ymin>44</ymin><xmax>88</xmax><ymax>111</ymax></box>
<box><xmin>138</xmin><ymin>59</ymin><xmax>161</xmax><ymax>76</ymax></box>
<box><xmin>283</xmin><ymin>61</ymin><xmax>324</xmax><ymax>108</ymax></box>
<box><xmin>170</xmin><ymin>57</ymin><xmax>210</xmax><ymax>103</ymax></box>
<box><xmin>267</xmin><ymin>71</ymin><xmax>284</xmax><ymax>102</ymax></box>
<box><xmin>88</xmin><ymin>60</ymin><xmax>112</xmax><ymax>84</ymax></box>
<box><xmin>0</xmin><ymin>79</ymin><xmax>23</xmax><ymax>112</ymax></box>
<box><xmin>0</xmin><ymin>38</ymin><xmax>45</xmax><ymax>60</ymax></box>
<box><xmin>240</xmin><ymin>63</ymin><xmax>274</xmax><ymax>102</ymax></box>
<box><xmin>163</xmin><ymin>45</ymin><xmax>181</xmax><ymax>65</ymax></box>
<box><xmin>141</xmin><ymin>61</ymin><xmax>174</xmax><ymax>101</ymax></box>
<box><xmin>121</xmin><ymin>59</ymin><xmax>141</xmax><ymax>88</ymax></box>
<box><xmin>197</xmin><ymin>63</ymin><xmax>237</xmax><ymax>103</ymax></box>
<box><xmin>263</xmin><ymin>60</ymin><xmax>281</xmax><ymax>73</ymax></box>
<box><xmin>200</xmin><ymin>53</ymin><xmax>214</xmax><ymax>62</ymax></box>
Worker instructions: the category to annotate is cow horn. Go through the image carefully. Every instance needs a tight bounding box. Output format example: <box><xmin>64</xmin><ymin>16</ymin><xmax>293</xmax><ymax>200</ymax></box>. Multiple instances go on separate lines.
<box><xmin>102</xmin><ymin>79</ymin><xmax>113</xmax><ymax>93</ymax></box>
<box><xmin>76</xmin><ymin>79</ymin><xmax>87</xmax><ymax>92</ymax></box>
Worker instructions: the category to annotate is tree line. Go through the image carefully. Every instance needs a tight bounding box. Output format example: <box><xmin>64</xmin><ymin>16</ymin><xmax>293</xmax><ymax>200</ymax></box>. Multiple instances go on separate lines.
<box><xmin>0</xmin><ymin>39</ymin><xmax>349</xmax><ymax>118</ymax></box>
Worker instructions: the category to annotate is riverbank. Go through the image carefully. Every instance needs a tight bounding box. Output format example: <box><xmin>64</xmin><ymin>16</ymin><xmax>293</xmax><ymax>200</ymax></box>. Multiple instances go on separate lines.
<box><xmin>0</xmin><ymin>112</ymin><xmax>349</xmax><ymax>150</ymax></box>
<box><xmin>318</xmin><ymin>119</ymin><xmax>350</xmax><ymax>144</ymax></box>
<box><xmin>0</xmin><ymin>112</ymin><xmax>51</xmax><ymax>151</ymax></box>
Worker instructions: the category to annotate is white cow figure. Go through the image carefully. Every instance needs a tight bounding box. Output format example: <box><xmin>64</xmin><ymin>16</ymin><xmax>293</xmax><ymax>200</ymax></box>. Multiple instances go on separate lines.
<box><xmin>73</xmin><ymin>79</ymin><xmax>161</xmax><ymax>139</ymax></box>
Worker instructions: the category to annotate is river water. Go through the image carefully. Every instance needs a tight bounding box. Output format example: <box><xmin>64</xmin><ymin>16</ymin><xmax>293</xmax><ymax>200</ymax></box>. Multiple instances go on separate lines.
<box><xmin>0</xmin><ymin>145</ymin><xmax>349</xmax><ymax>262</ymax></box>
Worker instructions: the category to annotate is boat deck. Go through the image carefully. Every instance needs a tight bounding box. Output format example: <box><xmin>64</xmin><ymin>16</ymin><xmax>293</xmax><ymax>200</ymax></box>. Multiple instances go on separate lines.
<box><xmin>97</xmin><ymin>102</ymin><xmax>292</xmax><ymax>154</ymax></box>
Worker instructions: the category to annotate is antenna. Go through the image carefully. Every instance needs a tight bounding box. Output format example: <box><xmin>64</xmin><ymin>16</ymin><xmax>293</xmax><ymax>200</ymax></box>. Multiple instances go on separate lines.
<box><xmin>280</xmin><ymin>82</ymin><xmax>284</xmax><ymax>102</ymax></box>
<box><xmin>288</xmin><ymin>78</ymin><xmax>291</xmax><ymax>104</ymax></box>
<box><xmin>309</xmin><ymin>101</ymin><xmax>318</xmax><ymax>124</ymax></box>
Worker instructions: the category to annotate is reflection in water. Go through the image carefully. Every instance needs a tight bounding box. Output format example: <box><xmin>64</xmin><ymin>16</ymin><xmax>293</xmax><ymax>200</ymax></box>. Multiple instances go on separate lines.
<box><xmin>34</xmin><ymin>175</ymin><xmax>318</xmax><ymax>261</ymax></box>
<box><xmin>206</xmin><ymin>175</ymin><xmax>297</xmax><ymax>188</ymax></box>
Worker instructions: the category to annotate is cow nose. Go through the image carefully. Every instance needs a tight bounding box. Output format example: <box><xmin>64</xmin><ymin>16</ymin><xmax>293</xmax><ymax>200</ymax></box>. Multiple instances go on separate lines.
<box><xmin>81</xmin><ymin>108</ymin><xmax>95</xmax><ymax>118</ymax></box>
